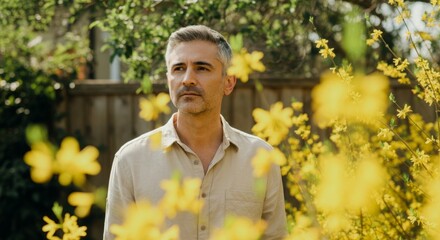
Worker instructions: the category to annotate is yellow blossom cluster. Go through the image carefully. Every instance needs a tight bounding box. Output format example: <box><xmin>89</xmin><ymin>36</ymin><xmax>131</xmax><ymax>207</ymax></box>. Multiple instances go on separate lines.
<box><xmin>110</xmin><ymin>176</ymin><xmax>202</xmax><ymax>239</ymax></box>
<box><xmin>24</xmin><ymin>137</ymin><xmax>100</xmax><ymax>186</ymax></box>
<box><xmin>210</xmin><ymin>216</ymin><xmax>266</xmax><ymax>240</ymax></box>
<box><xmin>314</xmin><ymin>39</ymin><xmax>335</xmax><ymax>59</ymax></box>
<box><xmin>252</xmin><ymin>102</ymin><xmax>293</xmax><ymax>146</ymax></box>
<box><xmin>227</xmin><ymin>48</ymin><xmax>266</xmax><ymax>83</ymax></box>
<box><xmin>311</xmin><ymin>70</ymin><xmax>389</xmax><ymax>127</ymax></box>
<box><xmin>42</xmin><ymin>204</ymin><xmax>87</xmax><ymax>240</ymax></box>
<box><xmin>110</xmin><ymin>201</ymin><xmax>179</xmax><ymax>240</ymax></box>
<box><xmin>251</xmin><ymin>148</ymin><xmax>286</xmax><ymax>177</ymax></box>
<box><xmin>366</xmin><ymin>29</ymin><xmax>383</xmax><ymax>46</ymax></box>
<box><xmin>159</xmin><ymin>176</ymin><xmax>204</xmax><ymax>217</ymax></box>
<box><xmin>413</xmin><ymin>57</ymin><xmax>440</xmax><ymax>106</ymax></box>
<box><xmin>377</xmin><ymin>59</ymin><xmax>411</xmax><ymax>84</ymax></box>
<box><xmin>139</xmin><ymin>92</ymin><xmax>171</xmax><ymax>121</ymax></box>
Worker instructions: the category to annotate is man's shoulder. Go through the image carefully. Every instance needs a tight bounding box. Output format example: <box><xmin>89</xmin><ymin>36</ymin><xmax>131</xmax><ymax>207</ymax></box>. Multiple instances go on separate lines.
<box><xmin>115</xmin><ymin>127</ymin><xmax>163</xmax><ymax>157</ymax></box>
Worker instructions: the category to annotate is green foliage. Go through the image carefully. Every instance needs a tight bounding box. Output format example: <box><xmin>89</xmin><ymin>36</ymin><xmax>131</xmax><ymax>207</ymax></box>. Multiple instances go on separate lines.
<box><xmin>0</xmin><ymin>1</ymin><xmax>94</xmax><ymax>239</ymax></box>
<box><xmin>91</xmin><ymin>0</ymin><xmax>319</xmax><ymax>92</ymax></box>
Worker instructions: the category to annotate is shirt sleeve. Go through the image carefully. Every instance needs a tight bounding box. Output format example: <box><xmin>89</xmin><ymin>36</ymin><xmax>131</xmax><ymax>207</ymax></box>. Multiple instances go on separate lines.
<box><xmin>261</xmin><ymin>163</ymin><xmax>287</xmax><ymax>239</ymax></box>
<box><xmin>103</xmin><ymin>154</ymin><xmax>134</xmax><ymax>240</ymax></box>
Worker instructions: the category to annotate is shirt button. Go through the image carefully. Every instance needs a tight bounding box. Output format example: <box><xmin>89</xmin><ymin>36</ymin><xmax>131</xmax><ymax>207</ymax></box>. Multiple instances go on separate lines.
<box><xmin>201</xmin><ymin>225</ymin><xmax>206</xmax><ymax>231</ymax></box>
<box><xmin>193</xmin><ymin>160</ymin><xmax>199</xmax><ymax>165</ymax></box>
<box><xmin>201</xmin><ymin>193</ymin><xmax>207</xmax><ymax>198</ymax></box>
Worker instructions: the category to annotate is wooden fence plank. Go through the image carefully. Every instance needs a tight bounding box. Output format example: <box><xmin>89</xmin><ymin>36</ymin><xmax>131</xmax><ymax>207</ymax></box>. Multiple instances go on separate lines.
<box><xmin>84</xmin><ymin>96</ymin><xmax>110</xmax><ymax>187</ymax></box>
<box><xmin>231</xmin><ymin>88</ymin><xmax>254</xmax><ymax>133</ymax></box>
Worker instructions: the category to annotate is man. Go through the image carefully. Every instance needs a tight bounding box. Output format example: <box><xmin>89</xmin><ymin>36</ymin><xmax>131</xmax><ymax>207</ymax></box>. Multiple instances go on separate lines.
<box><xmin>103</xmin><ymin>25</ymin><xmax>286</xmax><ymax>239</ymax></box>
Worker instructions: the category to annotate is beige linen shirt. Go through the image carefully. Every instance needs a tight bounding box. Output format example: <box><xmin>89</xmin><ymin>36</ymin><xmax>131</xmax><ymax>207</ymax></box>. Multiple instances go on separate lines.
<box><xmin>103</xmin><ymin>114</ymin><xmax>287</xmax><ymax>239</ymax></box>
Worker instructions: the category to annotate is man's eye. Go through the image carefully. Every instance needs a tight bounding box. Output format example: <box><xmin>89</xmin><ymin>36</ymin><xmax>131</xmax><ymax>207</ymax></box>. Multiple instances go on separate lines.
<box><xmin>173</xmin><ymin>67</ymin><xmax>185</xmax><ymax>72</ymax></box>
<box><xmin>198</xmin><ymin>67</ymin><xmax>209</xmax><ymax>71</ymax></box>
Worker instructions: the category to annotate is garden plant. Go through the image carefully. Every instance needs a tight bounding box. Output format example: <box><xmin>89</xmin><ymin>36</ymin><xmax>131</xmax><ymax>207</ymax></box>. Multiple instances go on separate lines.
<box><xmin>1</xmin><ymin>0</ymin><xmax>439</xmax><ymax>239</ymax></box>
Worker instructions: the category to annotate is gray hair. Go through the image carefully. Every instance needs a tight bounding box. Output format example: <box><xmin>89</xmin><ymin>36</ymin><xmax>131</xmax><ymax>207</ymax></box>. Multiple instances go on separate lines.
<box><xmin>165</xmin><ymin>25</ymin><xmax>232</xmax><ymax>74</ymax></box>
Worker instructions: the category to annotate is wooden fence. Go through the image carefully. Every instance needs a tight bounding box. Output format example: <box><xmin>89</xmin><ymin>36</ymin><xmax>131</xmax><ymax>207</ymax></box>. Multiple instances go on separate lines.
<box><xmin>61</xmin><ymin>78</ymin><xmax>435</xmax><ymax>189</ymax></box>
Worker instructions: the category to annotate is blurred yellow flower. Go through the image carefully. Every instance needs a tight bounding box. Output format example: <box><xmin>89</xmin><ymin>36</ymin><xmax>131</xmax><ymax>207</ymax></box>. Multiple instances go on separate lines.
<box><xmin>252</xmin><ymin>102</ymin><xmax>293</xmax><ymax>146</ymax></box>
<box><xmin>378</xmin><ymin>128</ymin><xmax>394</xmax><ymax>141</ymax></box>
<box><xmin>315</xmin><ymin>153</ymin><xmax>387</xmax><ymax>216</ymax></box>
<box><xmin>110</xmin><ymin>201</ymin><xmax>178</xmax><ymax>240</ymax></box>
<box><xmin>150</xmin><ymin>131</ymin><xmax>162</xmax><ymax>150</ymax></box>
<box><xmin>410</xmin><ymin>150</ymin><xmax>430</xmax><ymax>167</ymax></box>
<box><xmin>251</xmin><ymin>148</ymin><xmax>287</xmax><ymax>177</ymax></box>
<box><xmin>312</xmin><ymin>72</ymin><xmax>389</xmax><ymax>126</ymax></box>
<box><xmin>209</xmin><ymin>216</ymin><xmax>266</xmax><ymax>240</ymax></box>
<box><xmin>347</xmin><ymin>157</ymin><xmax>387</xmax><ymax>211</ymax></box>
<box><xmin>68</xmin><ymin>192</ymin><xmax>95</xmax><ymax>218</ymax></box>
<box><xmin>422</xmin><ymin>160</ymin><xmax>440</xmax><ymax>238</ymax></box>
<box><xmin>227</xmin><ymin>49</ymin><xmax>265</xmax><ymax>83</ymax></box>
<box><xmin>315</xmin><ymin>154</ymin><xmax>346</xmax><ymax>211</ymax></box>
<box><xmin>62</xmin><ymin>213</ymin><xmax>87</xmax><ymax>239</ymax></box>
<box><xmin>24</xmin><ymin>142</ymin><xmax>54</xmax><ymax>183</ymax></box>
<box><xmin>139</xmin><ymin>93</ymin><xmax>171</xmax><ymax>121</ymax></box>
<box><xmin>159</xmin><ymin>177</ymin><xmax>203</xmax><ymax>218</ymax></box>
<box><xmin>55</xmin><ymin>137</ymin><xmax>100</xmax><ymax>186</ymax></box>
<box><xmin>42</xmin><ymin>216</ymin><xmax>60</xmax><ymax>239</ymax></box>
<box><xmin>42</xmin><ymin>213</ymin><xmax>87</xmax><ymax>240</ymax></box>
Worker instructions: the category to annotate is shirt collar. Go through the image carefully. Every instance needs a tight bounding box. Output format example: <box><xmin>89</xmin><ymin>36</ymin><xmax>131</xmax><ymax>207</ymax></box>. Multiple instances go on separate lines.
<box><xmin>160</xmin><ymin>113</ymin><xmax>239</xmax><ymax>150</ymax></box>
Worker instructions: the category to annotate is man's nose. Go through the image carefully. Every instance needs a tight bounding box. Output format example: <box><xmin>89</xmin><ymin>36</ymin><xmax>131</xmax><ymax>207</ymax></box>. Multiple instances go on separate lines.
<box><xmin>182</xmin><ymin>68</ymin><xmax>197</xmax><ymax>86</ymax></box>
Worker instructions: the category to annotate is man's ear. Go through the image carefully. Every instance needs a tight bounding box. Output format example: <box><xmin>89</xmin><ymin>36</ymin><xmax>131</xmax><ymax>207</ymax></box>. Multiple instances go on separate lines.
<box><xmin>224</xmin><ymin>75</ymin><xmax>237</xmax><ymax>96</ymax></box>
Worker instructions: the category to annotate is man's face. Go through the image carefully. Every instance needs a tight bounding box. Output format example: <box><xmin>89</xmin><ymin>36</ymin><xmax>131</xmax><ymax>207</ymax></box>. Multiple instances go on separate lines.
<box><xmin>166</xmin><ymin>40</ymin><xmax>235</xmax><ymax>115</ymax></box>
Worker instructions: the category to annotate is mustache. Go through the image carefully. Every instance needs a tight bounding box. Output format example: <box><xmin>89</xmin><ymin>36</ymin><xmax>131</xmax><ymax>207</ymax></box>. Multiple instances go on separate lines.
<box><xmin>176</xmin><ymin>86</ymin><xmax>204</xmax><ymax>97</ymax></box>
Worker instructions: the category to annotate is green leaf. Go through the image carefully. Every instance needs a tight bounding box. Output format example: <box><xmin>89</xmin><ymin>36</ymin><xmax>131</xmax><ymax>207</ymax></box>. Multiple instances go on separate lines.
<box><xmin>25</xmin><ymin>124</ymin><xmax>48</xmax><ymax>145</ymax></box>
<box><xmin>389</xmin><ymin>117</ymin><xmax>396</xmax><ymax>129</ymax></box>
<box><xmin>52</xmin><ymin>202</ymin><xmax>63</xmax><ymax>223</ymax></box>
<box><xmin>229</xmin><ymin>34</ymin><xmax>243</xmax><ymax>53</ymax></box>
<box><xmin>342</xmin><ymin>7</ymin><xmax>366</xmax><ymax>65</ymax></box>
<box><xmin>389</xmin><ymin>93</ymin><xmax>396</xmax><ymax>103</ymax></box>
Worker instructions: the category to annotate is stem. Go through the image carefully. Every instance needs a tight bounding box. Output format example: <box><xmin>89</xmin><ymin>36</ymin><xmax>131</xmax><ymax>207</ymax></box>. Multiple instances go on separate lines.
<box><xmin>382</xmin><ymin>196</ymin><xmax>411</xmax><ymax>239</ymax></box>
<box><xmin>392</xmin><ymin>101</ymin><xmax>433</xmax><ymax>144</ymax></box>
<box><xmin>379</xmin><ymin>119</ymin><xmax>435</xmax><ymax>178</ymax></box>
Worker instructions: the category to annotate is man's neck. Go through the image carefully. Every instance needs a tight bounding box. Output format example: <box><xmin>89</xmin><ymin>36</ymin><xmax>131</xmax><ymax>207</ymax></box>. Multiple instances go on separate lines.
<box><xmin>174</xmin><ymin>111</ymin><xmax>223</xmax><ymax>147</ymax></box>
<box><xmin>174</xmin><ymin>111</ymin><xmax>223</xmax><ymax>173</ymax></box>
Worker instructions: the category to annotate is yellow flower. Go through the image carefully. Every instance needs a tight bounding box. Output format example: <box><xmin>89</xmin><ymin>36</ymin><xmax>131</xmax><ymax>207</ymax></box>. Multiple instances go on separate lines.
<box><xmin>43</xmin><ymin>213</ymin><xmax>87</xmax><ymax>240</ymax></box>
<box><xmin>347</xmin><ymin>157</ymin><xmax>387</xmax><ymax>211</ymax></box>
<box><xmin>319</xmin><ymin>47</ymin><xmax>336</xmax><ymax>59</ymax></box>
<box><xmin>227</xmin><ymin>49</ymin><xmax>265</xmax><ymax>83</ymax></box>
<box><xmin>252</xmin><ymin>102</ymin><xmax>293</xmax><ymax>146</ymax></box>
<box><xmin>366</xmin><ymin>29</ymin><xmax>383</xmax><ymax>46</ymax></box>
<box><xmin>315</xmin><ymin>39</ymin><xmax>328</xmax><ymax>48</ymax></box>
<box><xmin>159</xmin><ymin>177</ymin><xmax>203</xmax><ymax>218</ymax></box>
<box><xmin>410</xmin><ymin>150</ymin><xmax>430</xmax><ymax>167</ymax></box>
<box><xmin>397</xmin><ymin>104</ymin><xmax>413</xmax><ymax>119</ymax></box>
<box><xmin>68</xmin><ymin>192</ymin><xmax>95</xmax><ymax>218</ymax></box>
<box><xmin>139</xmin><ymin>93</ymin><xmax>171</xmax><ymax>121</ymax></box>
<box><xmin>291</xmin><ymin>102</ymin><xmax>303</xmax><ymax>111</ymax></box>
<box><xmin>42</xmin><ymin>216</ymin><xmax>60</xmax><ymax>239</ymax></box>
<box><xmin>378</xmin><ymin>128</ymin><xmax>395</xmax><ymax>141</ymax></box>
<box><xmin>55</xmin><ymin>137</ymin><xmax>100</xmax><ymax>186</ymax></box>
<box><xmin>110</xmin><ymin>201</ymin><xmax>178</xmax><ymax>240</ymax></box>
<box><xmin>389</xmin><ymin>0</ymin><xmax>405</xmax><ymax>7</ymax></box>
<box><xmin>209</xmin><ymin>216</ymin><xmax>266</xmax><ymax>240</ymax></box>
<box><xmin>149</xmin><ymin>131</ymin><xmax>162</xmax><ymax>150</ymax></box>
<box><xmin>62</xmin><ymin>213</ymin><xmax>87</xmax><ymax>239</ymax></box>
<box><xmin>251</xmin><ymin>148</ymin><xmax>287</xmax><ymax>177</ymax></box>
<box><xmin>312</xmin><ymin>72</ymin><xmax>389</xmax><ymax>126</ymax></box>
<box><xmin>315</xmin><ymin>38</ymin><xmax>336</xmax><ymax>59</ymax></box>
<box><xmin>24</xmin><ymin>142</ymin><xmax>54</xmax><ymax>183</ymax></box>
